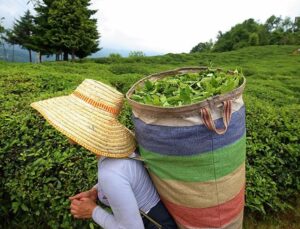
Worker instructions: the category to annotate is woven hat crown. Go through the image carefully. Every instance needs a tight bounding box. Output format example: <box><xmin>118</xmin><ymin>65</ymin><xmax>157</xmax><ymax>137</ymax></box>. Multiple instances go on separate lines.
<box><xmin>73</xmin><ymin>79</ymin><xmax>124</xmax><ymax>116</ymax></box>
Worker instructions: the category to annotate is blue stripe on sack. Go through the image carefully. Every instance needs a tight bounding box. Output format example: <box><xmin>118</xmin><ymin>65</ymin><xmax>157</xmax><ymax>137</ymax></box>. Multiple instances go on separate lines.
<box><xmin>133</xmin><ymin>106</ymin><xmax>245</xmax><ymax>156</ymax></box>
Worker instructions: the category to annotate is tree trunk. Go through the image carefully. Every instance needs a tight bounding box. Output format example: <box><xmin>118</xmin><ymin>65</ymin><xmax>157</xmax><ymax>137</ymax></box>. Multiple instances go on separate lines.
<box><xmin>2</xmin><ymin>44</ymin><xmax>7</xmax><ymax>61</ymax></box>
<box><xmin>39</xmin><ymin>53</ymin><xmax>42</xmax><ymax>63</ymax></box>
<box><xmin>29</xmin><ymin>49</ymin><xmax>32</xmax><ymax>63</ymax></box>
<box><xmin>56</xmin><ymin>54</ymin><xmax>59</xmax><ymax>61</ymax></box>
<box><xmin>71</xmin><ymin>50</ymin><xmax>75</xmax><ymax>61</ymax></box>
<box><xmin>63</xmin><ymin>51</ymin><xmax>68</xmax><ymax>61</ymax></box>
<box><xmin>12</xmin><ymin>45</ymin><xmax>15</xmax><ymax>62</ymax></box>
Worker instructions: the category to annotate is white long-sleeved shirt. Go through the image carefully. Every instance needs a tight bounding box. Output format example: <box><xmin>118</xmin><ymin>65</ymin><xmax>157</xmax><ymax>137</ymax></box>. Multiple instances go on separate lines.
<box><xmin>92</xmin><ymin>155</ymin><xmax>160</xmax><ymax>229</ymax></box>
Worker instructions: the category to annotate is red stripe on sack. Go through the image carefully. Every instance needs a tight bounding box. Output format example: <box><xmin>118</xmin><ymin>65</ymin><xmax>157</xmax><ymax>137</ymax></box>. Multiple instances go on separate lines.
<box><xmin>162</xmin><ymin>186</ymin><xmax>245</xmax><ymax>228</ymax></box>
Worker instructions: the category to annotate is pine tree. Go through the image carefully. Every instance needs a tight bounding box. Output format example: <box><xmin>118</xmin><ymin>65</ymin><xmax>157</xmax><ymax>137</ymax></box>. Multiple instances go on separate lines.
<box><xmin>6</xmin><ymin>10</ymin><xmax>35</xmax><ymax>62</ymax></box>
<box><xmin>0</xmin><ymin>19</ymin><xmax>4</xmax><ymax>38</ymax></box>
<box><xmin>0</xmin><ymin>18</ymin><xmax>6</xmax><ymax>45</ymax></box>
<box><xmin>0</xmin><ymin>18</ymin><xmax>8</xmax><ymax>61</ymax></box>
<box><xmin>32</xmin><ymin>0</ymin><xmax>56</xmax><ymax>62</ymax></box>
<box><xmin>34</xmin><ymin>0</ymin><xmax>100</xmax><ymax>61</ymax></box>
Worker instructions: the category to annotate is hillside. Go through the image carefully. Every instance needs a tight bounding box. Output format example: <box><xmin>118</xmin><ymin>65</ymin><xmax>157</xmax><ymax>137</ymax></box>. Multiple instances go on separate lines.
<box><xmin>0</xmin><ymin>45</ymin><xmax>299</xmax><ymax>228</ymax></box>
<box><xmin>0</xmin><ymin>44</ymin><xmax>162</xmax><ymax>62</ymax></box>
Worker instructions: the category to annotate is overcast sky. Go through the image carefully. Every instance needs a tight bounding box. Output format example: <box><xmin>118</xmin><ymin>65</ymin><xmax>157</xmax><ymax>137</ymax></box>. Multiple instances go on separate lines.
<box><xmin>1</xmin><ymin>0</ymin><xmax>299</xmax><ymax>54</ymax></box>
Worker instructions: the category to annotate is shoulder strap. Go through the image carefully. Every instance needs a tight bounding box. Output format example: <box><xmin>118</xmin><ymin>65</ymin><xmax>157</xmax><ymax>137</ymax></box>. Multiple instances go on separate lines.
<box><xmin>128</xmin><ymin>155</ymin><xmax>149</xmax><ymax>169</ymax></box>
<box><xmin>140</xmin><ymin>210</ymin><xmax>162</xmax><ymax>229</ymax></box>
<box><xmin>129</xmin><ymin>154</ymin><xmax>144</xmax><ymax>162</ymax></box>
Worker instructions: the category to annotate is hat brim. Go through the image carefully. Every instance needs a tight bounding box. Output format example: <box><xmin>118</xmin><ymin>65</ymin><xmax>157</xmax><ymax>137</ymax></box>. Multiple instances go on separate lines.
<box><xmin>31</xmin><ymin>94</ymin><xmax>136</xmax><ymax>158</ymax></box>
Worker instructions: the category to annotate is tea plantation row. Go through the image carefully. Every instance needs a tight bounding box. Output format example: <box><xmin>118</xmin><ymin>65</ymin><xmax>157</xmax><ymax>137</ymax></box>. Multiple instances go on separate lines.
<box><xmin>0</xmin><ymin>45</ymin><xmax>299</xmax><ymax>228</ymax></box>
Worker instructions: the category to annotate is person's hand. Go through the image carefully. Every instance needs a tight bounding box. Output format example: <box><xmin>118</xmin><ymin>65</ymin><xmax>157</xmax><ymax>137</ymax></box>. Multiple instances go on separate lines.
<box><xmin>69</xmin><ymin>188</ymin><xmax>98</xmax><ymax>202</ymax></box>
<box><xmin>70</xmin><ymin>198</ymin><xmax>97</xmax><ymax>219</ymax></box>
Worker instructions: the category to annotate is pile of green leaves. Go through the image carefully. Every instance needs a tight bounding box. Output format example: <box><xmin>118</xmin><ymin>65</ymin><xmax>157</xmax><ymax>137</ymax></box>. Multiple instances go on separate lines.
<box><xmin>130</xmin><ymin>69</ymin><xmax>244</xmax><ymax>107</ymax></box>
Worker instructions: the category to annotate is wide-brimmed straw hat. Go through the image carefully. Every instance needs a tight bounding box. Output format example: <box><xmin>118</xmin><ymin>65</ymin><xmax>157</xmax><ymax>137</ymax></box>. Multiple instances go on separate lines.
<box><xmin>31</xmin><ymin>79</ymin><xmax>136</xmax><ymax>158</ymax></box>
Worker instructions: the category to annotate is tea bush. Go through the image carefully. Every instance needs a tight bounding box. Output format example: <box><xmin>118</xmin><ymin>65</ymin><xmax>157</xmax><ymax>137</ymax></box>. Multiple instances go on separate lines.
<box><xmin>0</xmin><ymin>46</ymin><xmax>299</xmax><ymax>228</ymax></box>
<box><xmin>245</xmin><ymin>95</ymin><xmax>300</xmax><ymax>214</ymax></box>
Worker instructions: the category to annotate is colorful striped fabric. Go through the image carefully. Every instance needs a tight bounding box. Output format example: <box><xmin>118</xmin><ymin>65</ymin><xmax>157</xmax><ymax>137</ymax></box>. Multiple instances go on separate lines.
<box><xmin>127</xmin><ymin>67</ymin><xmax>246</xmax><ymax>229</ymax></box>
<box><xmin>133</xmin><ymin>104</ymin><xmax>246</xmax><ymax>229</ymax></box>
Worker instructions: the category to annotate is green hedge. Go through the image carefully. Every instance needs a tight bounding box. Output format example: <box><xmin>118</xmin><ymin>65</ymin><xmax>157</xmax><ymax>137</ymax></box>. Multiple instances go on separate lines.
<box><xmin>1</xmin><ymin>46</ymin><xmax>299</xmax><ymax>228</ymax></box>
<box><xmin>245</xmin><ymin>95</ymin><xmax>300</xmax><ymax>214</ymax></box>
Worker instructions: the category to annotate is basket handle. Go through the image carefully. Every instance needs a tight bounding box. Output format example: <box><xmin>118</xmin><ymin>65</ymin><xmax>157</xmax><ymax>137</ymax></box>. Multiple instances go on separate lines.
<box><xmin>200</xmin><ymin>100</ymin><xmax>232</xmax><ymax>135</ymax></box>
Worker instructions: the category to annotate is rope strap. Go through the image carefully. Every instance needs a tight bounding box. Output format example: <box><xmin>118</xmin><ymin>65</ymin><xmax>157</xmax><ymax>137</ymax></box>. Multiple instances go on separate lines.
<box><xmin>200</xmin><ymin>100</ymin><xmax>232</xmax><ymax>135</ymax></box>
<box><xmin>140</xmin><ymin>210</ymin><xmax>162</xmax><ymax>229</ymax></box>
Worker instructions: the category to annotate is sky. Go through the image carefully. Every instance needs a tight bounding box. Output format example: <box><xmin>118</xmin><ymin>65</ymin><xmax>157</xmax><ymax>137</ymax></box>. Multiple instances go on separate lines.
<box><xmin>0</xmin><ymin>0</ymin><xmax>299</xmax><ymax>54</ymax></box>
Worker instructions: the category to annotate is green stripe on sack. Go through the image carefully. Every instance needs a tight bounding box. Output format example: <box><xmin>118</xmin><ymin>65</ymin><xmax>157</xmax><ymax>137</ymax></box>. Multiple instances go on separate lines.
<box><xmin>140</xmin><ymin>134</ymin><xmax>246</xmax><ymax>182</ymax></box>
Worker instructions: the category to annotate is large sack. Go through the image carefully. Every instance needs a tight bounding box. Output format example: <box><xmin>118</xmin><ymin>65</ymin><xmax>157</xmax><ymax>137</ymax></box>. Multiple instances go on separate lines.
<box><xmin>126</xmin><ymin>67</ymin><xmax>246</xmax><ymax>229</ymax></box>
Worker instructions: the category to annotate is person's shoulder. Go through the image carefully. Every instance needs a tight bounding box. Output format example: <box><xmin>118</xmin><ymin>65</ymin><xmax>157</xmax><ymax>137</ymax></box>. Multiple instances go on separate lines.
<box><xmin>99</xmin><ymin>158</ymin><xmax>124</xmax><ymax>170</ymax></box>
<box><xmin>100</xmin><ymin>158</ymin><xmax>144</xmax><ymax>177</ymax></box>
<box><xmin>98</xmin><ymin>159</ymin><xmax>131</xmax><ymax>186</ymax></box>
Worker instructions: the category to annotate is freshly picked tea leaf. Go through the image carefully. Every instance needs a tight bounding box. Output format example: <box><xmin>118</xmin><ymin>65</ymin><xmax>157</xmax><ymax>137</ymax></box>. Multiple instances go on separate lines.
<box><xmin>131</xmin><ymin>69</ymin><xmax>244</xmax><ymax>107</ymax></box>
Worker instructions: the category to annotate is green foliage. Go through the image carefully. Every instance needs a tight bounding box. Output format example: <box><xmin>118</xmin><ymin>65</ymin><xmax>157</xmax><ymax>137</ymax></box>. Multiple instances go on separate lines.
<box><xmin>118</xmin><ymin>101</ymin><xmax>134</xmax><ymax>131</ymax></box>
<box><xmin>249</xmin><ymin>33</ymin><xmax>259</xmax><ymax>46</ymax></box>
<box><xmin>109</xmin><ymin>53</ymin><xmax>122</xmax><ymax>58</ymax></box>
<box><xmin>55</xmin><ymin>0</ymin><xmax>100</xmax><ymax>58</ymax></box>
<box><xmin>190</xmin><ymin>40</ymin><xmax>213</xmax><ymax>53</ymax></box>
<box><xmin>131</xmin><ymin>70</ymin><xmax>243</xmax><ymax>107</ymax></box>
<box><xmin>214</xmin><ymin>18</ymin><xmax>263</xmax><ymax>52</ymax></box>
<box><xmin>31</xmin><ymin>0</ymin><xmax>100</xmax><ymax>60</ymax></box>
<box><xmin>129</xmin><ymin>51</ymin><xmax>145</xmax><ymax>57</ymax></box>
<box><xmin>245</xmin><ymin>96</ymin><xmax>300</xmax><ymax>214</ymax></box>
<box><xmin>0</xmin><ymin>71</ymin><xmax>98</xmax><ymax>228</ymax></box>
<box><xmin>209</xmin><ymin>16</ymin><xmax>300</xmax><ymax>52</ymax></box>
<box><xmin>0</xmin><ymin>18</ymin><xmax>5</xmax><ymax>38</ymax></box>
<box><xmin>0</xmin><ymin>46</ymin><xmax>299</xmax><ymax>227</ymax></box>
<box><xmin>128</xmin><ymin>51</ymin><xmax>146</xmax><ymax>62</ymax></box>
<box><xmin>108</xmin><ymin>53</ymin><xmax>122</xmax><ymax>61</ymax></box>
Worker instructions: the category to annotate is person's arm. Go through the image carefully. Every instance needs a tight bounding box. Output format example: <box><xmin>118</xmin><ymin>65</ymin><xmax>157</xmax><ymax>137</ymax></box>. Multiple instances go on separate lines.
<box><xmin>93</xmin><ymin>183</ymin><xmax>110</xmax><ymax>206</ymax></box>
<box><xmin>92</xmin><ymin>170</ymin><xmax>144</xmax><ymax>229</ymax></box>
<box><xmin>69</xmin><ymin>187</ymin><xmax>97</xmax><ymax>202</ymax></box>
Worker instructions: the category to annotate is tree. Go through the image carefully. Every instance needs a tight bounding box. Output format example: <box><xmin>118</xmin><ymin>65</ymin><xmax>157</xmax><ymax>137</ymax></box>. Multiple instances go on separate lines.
<box><xmin>248</xmin><ymin>33</ymin><xmax>259</xmax><ymax>46</ymax></box>
<box><xmin>35</xmin><ymin>0</ymin><xmax>100</xmax><ymax>61</ymax></box>
<box><xmin>33</xmin><ymin>0</ymin><xmax>64</xmax><ymax>62</ymax></box>
<box><xmin>0</xmin><ymin>17</ymin><xmax>8</xmax><ymax>61</ymax></box>
<box><xmin>30</xmin><ymin>0</ymin><xmax>100</xmax><ymax>61</ymax></box>
<box><xmin>190</xmin><ymin>40</ymin><xmax>213</xmax><ymax>53</ymax></box>
<box><xmin>293</xmin><ymin>17</ymin><xmax>300</xmax><ymax>45</ymax></box>
<box><xmin>129</xmin><ymin>51</ymin><xmax>145</xmax><ymax>57</ymax></box>
<box><xmin>213</xmin><ymin>18</ymin><xmax>262</xmax><ymax>51</ymax></box>
<box><xmin>294</xmin><ymin>17</ymin><xmax>300</xmax><ymax>32</ymax></box>
<box><xmin>0</xmin><ymin>19</ymin><xmax>4</xmax><ymax>38</ymax></box>
<box><xmin>0</xmin><ymin>17</ymin><xmax>5</xmax><ymax>45</ymax></box>
<box><xmin>192</xmin><ymin>15</ymin><xmax>300</xmax><ymax>53</ymax></box>
<box><xmin>281</xmin><ymin>17</ymin><xmax>293</xmax><ymax>33</ymax></box>
<box><xmin>264</xmin><ymin>15</ymin><xmax>282</xmax><ymax>32</ymax></box>
<box><xmin>6</xmin><ymin>10</ymin><xmax>35</xmax><ymax>62</ymax></box>
<box><xmin>257</xmin><ymin>24</ymin><xmax>269</xmax><ymax>45</ymax></box>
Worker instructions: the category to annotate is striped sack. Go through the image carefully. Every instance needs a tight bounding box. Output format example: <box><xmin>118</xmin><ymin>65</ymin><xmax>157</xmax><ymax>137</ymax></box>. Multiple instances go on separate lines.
<box><xmin>126</xmin><ymin>67</ymin><xmax>246</xmax><ymax>229</ymax></box>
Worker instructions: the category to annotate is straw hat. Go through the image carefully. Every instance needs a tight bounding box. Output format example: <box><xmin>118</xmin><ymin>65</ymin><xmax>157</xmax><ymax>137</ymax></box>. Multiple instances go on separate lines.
<box><xmin>31</xmin><ymin>79</ymin><xmax>136</xmax><ymax>158</ymax></box>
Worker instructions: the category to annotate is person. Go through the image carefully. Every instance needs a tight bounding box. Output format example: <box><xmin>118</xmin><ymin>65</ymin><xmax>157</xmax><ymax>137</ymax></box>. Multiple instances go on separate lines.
<box><xmin>31</xmin><ymin>79</ymin><xmax>177</xmax><ymax>229</ymax></box>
